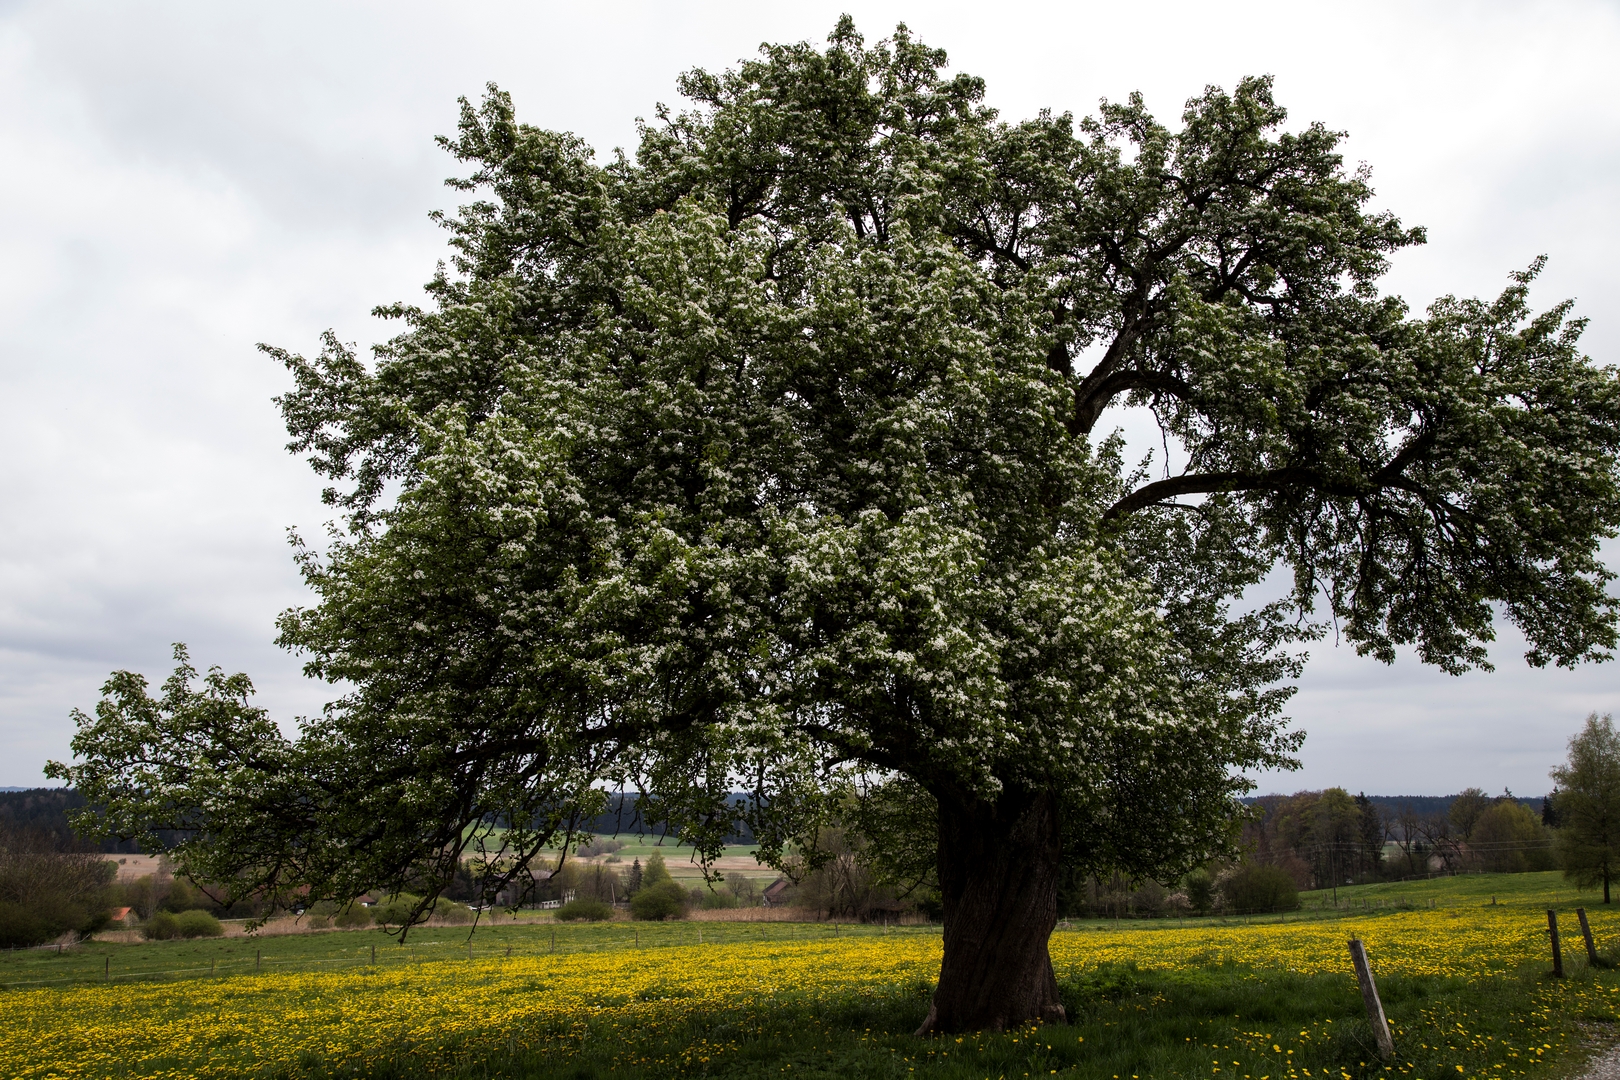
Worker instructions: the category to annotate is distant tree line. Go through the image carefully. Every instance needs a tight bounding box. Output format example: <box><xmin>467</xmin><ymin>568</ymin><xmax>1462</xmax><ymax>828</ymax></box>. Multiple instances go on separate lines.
<box><xmin>1060</xmin><ymin>716</ymin><xmax>1620</xmax><ymax>921</ymax></box>
<box><xmin>0</xmin><ymin>789</ymin><xmax>162</xmax><ymax>854</ymax></box>
<box><xmin>1243</xmin><ymin>786</ymin><xmax>1556</xmax><ymax>887</ymax></box>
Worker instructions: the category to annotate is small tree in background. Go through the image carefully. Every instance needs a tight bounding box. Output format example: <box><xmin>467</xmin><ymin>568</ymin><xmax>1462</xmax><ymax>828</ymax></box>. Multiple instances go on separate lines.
<box><xmin>725</xmin><ymin>875</ymin><xmax>761</xmax><ymax>907</ymax></box>
<box><xmin>1552</xmin><ymin>714</ymin><xmax>1620</xmax><ymax>903</ymax></box>
<box><xmin>1355</xmin><ymin>793</ymin><xmax>1385</xmax><ymax>876</ymax></box>
<box><xmin>639</xmin><ymin>851</ymin><xmax>673</xmax><ymax>890</ymax></box>
<box><xmin>1182</xmin><ymin>869</ymin><xmax>1215</xmax><ymax>915</ymax></box>
<box><xmin>1471</xmin><ymin>800</ymin><xmax>1553</xmax><ymax>873</ymax></box>
<box><xmin>1449</xmin><ymin>788</ymin><xmax>1492</xmax><ymax>840</ymax></box>
<box><xmin>630</xmin><ymin>851</ymin><xmax>688</xmax><ymax>920</ymax></box>
<box><xmin>1265</xmin><ymin>788</ymin><xmax>1367</xmax><ymax>887</ymax></box>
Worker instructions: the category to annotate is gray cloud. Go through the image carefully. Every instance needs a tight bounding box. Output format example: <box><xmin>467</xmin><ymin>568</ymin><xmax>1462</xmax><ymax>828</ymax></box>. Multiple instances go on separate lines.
<box><xmin>2</xmin><ymin>0</ymin><xmax>1617</xmax><ymax>792</ymax></box>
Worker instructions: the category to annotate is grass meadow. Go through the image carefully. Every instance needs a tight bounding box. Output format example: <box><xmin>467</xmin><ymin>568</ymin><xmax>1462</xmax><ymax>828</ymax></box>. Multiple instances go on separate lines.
<box><xmin>4</xmin><ymin>871</ymin><xmax>1619</xmax><ymax>1080</ymax></box>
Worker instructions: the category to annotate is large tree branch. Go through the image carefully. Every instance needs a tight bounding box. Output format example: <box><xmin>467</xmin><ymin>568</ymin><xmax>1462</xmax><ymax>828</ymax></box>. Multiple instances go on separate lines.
<box><xmin>1073</xmin><ymin>368</ymin><xmax>1192</xmax><ymax>434</ymax></box>
<box><xmin>1104</xmin><ymin>466</ymin><xmax>1320</xmax><ymax>520</ymax></box>
<box><xmin>1104</xmin><ymin>421</ymin><xmax>1444</xmax><ymax>521</ymax></box>
<box><xmin>1070</xmin><ymin>318</ymin><xmax>1146</xmax><ymax>436</ymax></box>
<box><xmin>1371</xmin><ymin>427</ymin><xmax>1436</xmax><ymax>485</ymax></box>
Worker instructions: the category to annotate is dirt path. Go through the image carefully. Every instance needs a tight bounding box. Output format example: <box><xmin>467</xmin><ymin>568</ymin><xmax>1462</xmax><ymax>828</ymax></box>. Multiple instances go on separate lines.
<box><xmin>1572</xmin><ymin>1029</ymin><xmax>1620</xmax><ymax>1080</ymax></box>
<box><xmin>1579</xmin><ymin>1046</ymin><xmax>1620</xmax><ymax>1079</ymax></box>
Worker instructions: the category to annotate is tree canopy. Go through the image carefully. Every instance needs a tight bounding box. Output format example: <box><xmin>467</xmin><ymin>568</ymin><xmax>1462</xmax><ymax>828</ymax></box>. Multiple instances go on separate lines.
<box><xmin>51</xmin><ymin>20</ymin><xmax>1620</xmax><ymax>1032</ymax></box>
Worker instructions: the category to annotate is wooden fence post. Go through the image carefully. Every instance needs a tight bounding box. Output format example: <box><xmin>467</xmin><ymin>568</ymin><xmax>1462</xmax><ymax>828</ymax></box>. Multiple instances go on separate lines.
<box><xmin>1578</xmin><ymin>908</ymin><xmax>1600</xmax><ymax>966</ymax></box>
<box><xmin>104</xmin><ymin>956</ymin><xmax>109</xmax><ymax>983</ymax></box>
<box><xmin>371</xmin><ymin>944</ymin><xmax>376</xmax><ymax>967</ymax></box>
<box><xmin>1347</xmin><ymin>939</ymin><xmax>1395</xmax><ymax>1061</ymax></box>
<box><xmin>256</xmin><ymin>948</ymin><xmax>261</xmax><ymax>974</ymax></box>
<box><xmin>1549</xmin><ymin>910</ymin><xmax>1565</xmax><ymax>978</ymax></box>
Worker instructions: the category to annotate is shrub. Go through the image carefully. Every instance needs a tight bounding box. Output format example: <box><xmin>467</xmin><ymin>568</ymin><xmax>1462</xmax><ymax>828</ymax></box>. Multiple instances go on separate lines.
<box><xmin>372</xmin><ymin>893</ymin><xmax>423</xmax><ymax>927</ymax></box>
<box><xmin>0</xmin><ymin>828</ymin><xmax>117</xmax><ymax>946</ymax></box>
<box><xmin>143</xmin><ymin>910</ymin><xmax>182</xmax><ymax>940</ymax></box>
<box><xmin>175</xmin><ymin>909</ymin><xmax>224</xmax><ymax>938</ymax></box>
<box><xmin>1473</xmin><ymin>801</ymin><xmax>1554</xmax><ymax>873</ymax></box>
<box><xmin>0</xmin><ymin>901</ymin><xmax>54</xmax><ymax>949</ymax></box>
<box><xmin>700</xmin><ymin>888</ymin><xmax>739</xmax><ymax>910</ymax></box>
<box><xmin>435</xmin><ymin>901</ymin><xmax>473</xmax><ymax>925</ymax></box>
<box><xmin>1220</xmin><ymin>863</ymin><xmax>1299</xmax><ymax>914</ymax></box>
<box><xmin>334</xmin><ymin>903</ymin><xmax>373</xmax><ymax>928</ymax></box>
<box><xmin>160</xmin><ymin>877</ymin><xmax>214</xmax><ymax>914</ymax></box>
<box><xmin>556</xmin><ymin>898</ymin><xmax>615</xmax><ymax>922</ymax></box>
<box><xmin>577</xmin><ymin>836</ymin><xmax>626</xmax><ymax>858</ymax></box>
<box><xmin>143</xmin><ymin>909</ymin><xmax>221</xmax><ymax>940</ymax></box>
<box><xmin>630</xmin><ymin>880</ymin><xmax>688</xmax><ymax>921</ymax></box>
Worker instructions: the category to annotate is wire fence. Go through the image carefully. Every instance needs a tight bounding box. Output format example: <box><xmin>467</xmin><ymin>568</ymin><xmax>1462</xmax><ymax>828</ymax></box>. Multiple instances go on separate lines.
<box><xmin>0</xmin><ymin>919</ymin><xmax>939</xmax><ymax>991</ymax></box>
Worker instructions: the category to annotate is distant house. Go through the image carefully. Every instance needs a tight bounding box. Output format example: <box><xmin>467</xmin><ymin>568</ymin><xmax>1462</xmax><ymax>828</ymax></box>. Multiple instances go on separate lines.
<box><xmin>108</xmin><ymin>906</ymin><xmax>133</xmax><ymax>926</ymax></box>
<box><xmin>761</xmin><ymin>878</ymin><xmax>791</xmax><ymax>907</ymax></box>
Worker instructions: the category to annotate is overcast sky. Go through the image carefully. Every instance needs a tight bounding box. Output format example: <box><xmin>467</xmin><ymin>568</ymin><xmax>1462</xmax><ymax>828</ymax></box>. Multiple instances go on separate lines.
<box><xmin>1</xmin><ymin>0</ymin><xmax>1617</xmax><ymax>794</ymax></box>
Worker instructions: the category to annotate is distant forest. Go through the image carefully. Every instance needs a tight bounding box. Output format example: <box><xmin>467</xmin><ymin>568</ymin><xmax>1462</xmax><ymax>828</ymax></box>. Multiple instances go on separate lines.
<box><xmin>6</xmin><ymin>785</ymin><xmax>1543</xmax><ymax>857</ymax></box>
<box><xmin>0</xmin><ymin>787</ymin><xmax>144</xmax><ymax>852</ymax></box>
<box><xmin>1244</xmin><ymin>793</ymin><xmax>1546</xmax><ymax>817</ymax></box>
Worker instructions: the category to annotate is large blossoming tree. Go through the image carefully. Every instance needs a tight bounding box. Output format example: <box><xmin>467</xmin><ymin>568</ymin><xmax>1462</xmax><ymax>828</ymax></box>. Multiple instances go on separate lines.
<box><xmin>53</xmin><ymin>21</ymin><xmax>1620</xmax><ymax>1033</ymax></box>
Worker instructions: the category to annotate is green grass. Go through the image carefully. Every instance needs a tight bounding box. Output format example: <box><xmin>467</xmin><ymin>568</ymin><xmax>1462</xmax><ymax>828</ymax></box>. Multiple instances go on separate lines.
<box><xmin>1300</xmin><ymin>870</ymin><xmax>1603</xmax><ymax>912</ymax></box>
<box><xmin>15</xmin><ymin>920</ymin><xmax>1607</xmax><ymax>1080</ymax></box>
<box><xmin>1053</xmin><ymin>871</ymin><xmax>1599</xmax><ymax>936</ymax></box>
<box><xmin>0</xmin><ymin>915</ymin><xmax>886</xmax><ymax>990</ymax></box>
<box><xmin>255</xmin><ymin>954</ymin><xmax>1614</xmax><ymax>1080</ymax></box>
<box><xmin>12</xmin><ymin>874</ymin><xmax>1620</xmax><ymax>1079</ymax></box>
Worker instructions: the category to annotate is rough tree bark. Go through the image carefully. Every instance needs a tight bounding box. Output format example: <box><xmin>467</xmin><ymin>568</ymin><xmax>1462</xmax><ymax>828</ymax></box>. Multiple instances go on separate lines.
<box><xmin>915</xmin><ymin>791</ymin><xmax>1067</xmax><ymax>1035</ymax></box>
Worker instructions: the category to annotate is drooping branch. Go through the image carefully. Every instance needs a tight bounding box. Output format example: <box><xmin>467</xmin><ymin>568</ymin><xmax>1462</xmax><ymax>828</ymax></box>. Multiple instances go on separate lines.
<box><xmin>1102</xmin><ymin>423</ymin><xmax>1445</xmax><ymax>521</ymax></box>
<box><xmin>1103</xmin><ymin>466</ymin><xmax>1321</xmax><ymax>520</ymax></box>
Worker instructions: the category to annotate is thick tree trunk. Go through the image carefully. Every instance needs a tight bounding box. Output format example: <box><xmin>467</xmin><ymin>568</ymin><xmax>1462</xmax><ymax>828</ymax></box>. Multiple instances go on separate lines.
<box><xmin>915</xmin><ymin>791</ymin><xmax>1066</xmax><ymax>1035</ymax></box>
